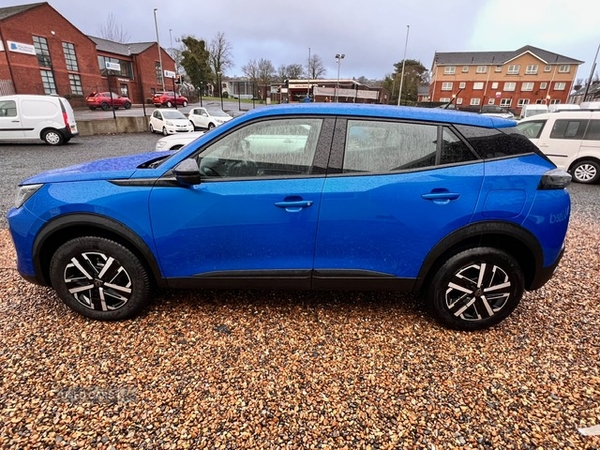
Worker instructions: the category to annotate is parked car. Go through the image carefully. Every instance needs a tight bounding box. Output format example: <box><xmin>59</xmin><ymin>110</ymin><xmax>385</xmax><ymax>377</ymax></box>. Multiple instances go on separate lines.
<box><xmin>86</xmin><ymin>92</ymin><xmax>132</xmax><ymax>110</ymax></box>
<box><xmin>152</xmin><ymin>91</ymin><xmax>188</xmax><ymax>108</ymax></box>
<box><xmin>188</xmin><ymin>107</ymin><xmax>233</xmax><ymax>130</ymax></box>
<box><xmin>149</xmin><ymin>109</ymin><xmax>194</xmax><ymax>135</ymax></box>
<box><xmin>480</xmin><ymin>105</ymin><xmax>514</xmax><ymax>119</ymax></box>
<box><xmin>155</xmin><ymin>131</ymin><xmax>204</xmax><ymax>150</ymax></box>
<box><xmin>0</xmin><ymin>94</ymin><xmax>78</xmax><ymax>145</ymax></box>
<box><xmin>7</xmin><ymin>104</ymin><xmax>571</xmax><ymax>331</ymax></box>
<box><xmin>517</xmin><ymin>110</ymin><xmax>600</xmax><ymax>184</ymax></box>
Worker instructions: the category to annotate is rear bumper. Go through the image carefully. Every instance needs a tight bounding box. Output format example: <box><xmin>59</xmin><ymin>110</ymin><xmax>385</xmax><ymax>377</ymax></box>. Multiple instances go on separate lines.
<box><xmin>529</xmin><ymin>244</ymin><xmax>565</xmax><ymax>290</ymax></box>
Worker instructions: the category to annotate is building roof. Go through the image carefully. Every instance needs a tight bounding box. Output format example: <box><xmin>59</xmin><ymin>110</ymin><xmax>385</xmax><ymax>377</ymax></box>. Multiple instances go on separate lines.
<box><xmin>87</xmin><ymin>36</ymin><xmax>156</xmax><ymax>57</ymax></box>
<box><xmin>433</xmin><ymin>45</ymin><xmax>584</xmax><ymax>69</ymax></box>
<box><xmin>0</xmin><ymin>2</ymin><xmax>45</xmax><ymax>21</ymax></box>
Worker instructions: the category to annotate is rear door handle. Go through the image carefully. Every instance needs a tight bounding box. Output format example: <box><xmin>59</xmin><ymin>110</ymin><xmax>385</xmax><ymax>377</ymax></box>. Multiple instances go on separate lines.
<box><xmin>274</xmin><ymin>200</ymin><xmax>313</xmax><ymax>208</ymax></box>
<box><xmin>421</xmin><ymin>192</ymin><xmax>460</xmax><ymax>200</ymax></box>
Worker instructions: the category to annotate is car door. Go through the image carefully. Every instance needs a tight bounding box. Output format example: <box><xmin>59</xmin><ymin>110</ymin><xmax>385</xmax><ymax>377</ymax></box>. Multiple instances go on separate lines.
<box><xmin>313</xmin><ymin>118</ymin><xmax>484</xmax><ymax>287</ymax></box>
<box><xmin>190</xmin><ymin>108</ymin><xmax>208</xmax><ymax>128</ymax></box>
<box><xmin>148</xmin><ymin>117</ymin><xmax>332</xmax><ymax>287</ymax></box>
<box><xmin>0</xmin><ymin>99</ymin><xmax>24</xmax><ymax>140</ymax></box>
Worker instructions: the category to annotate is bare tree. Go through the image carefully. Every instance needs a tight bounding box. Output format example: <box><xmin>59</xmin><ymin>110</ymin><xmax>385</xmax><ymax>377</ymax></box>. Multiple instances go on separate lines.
<box><xmin>242</xmin><ymin>58</ymin><xmax>275</xmax><ymax>85</ymax></box>
<box><xmin>97</xmin><ymin>13</ymin><xmax>130</xmax><ymax>43</ymax></box>
<box><xmin>276</xmin><ymin>63</ymin><xmax>304</xmax><ymax>81</ymax></box>
<box><xmin>308</xmin><ymin>54</ymin><xmax>326</xmax><ymax>79</ymax></box>
<box><xmin>209</xmin><ymin>31</ymin><xmax>234</xmax><ymax>77</ymax></box>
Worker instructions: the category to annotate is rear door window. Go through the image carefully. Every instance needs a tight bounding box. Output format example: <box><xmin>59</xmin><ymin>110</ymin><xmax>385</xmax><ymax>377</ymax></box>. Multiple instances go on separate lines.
<box><xmin>550</xmin><ymin>119</ymin><xmax>588</xmax><ymax>139</ymax></box>
<box><xmin>584</xmin><ymin>119</ymin><xmax>600</xmax><ymax>140</ymax></box>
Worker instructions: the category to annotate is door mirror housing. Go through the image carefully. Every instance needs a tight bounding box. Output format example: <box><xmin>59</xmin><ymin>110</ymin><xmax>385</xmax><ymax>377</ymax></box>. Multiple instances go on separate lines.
<box><xmin>173</xmin><ymin>158</ymin><xmax>202</xmax><ymax>185</ymax></box>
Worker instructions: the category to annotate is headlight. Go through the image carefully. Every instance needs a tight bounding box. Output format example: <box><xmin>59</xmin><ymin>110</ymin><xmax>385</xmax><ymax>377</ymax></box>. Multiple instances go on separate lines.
<box><xmin>166</xmin><ymin>121</ymin><xmax>173</xmax><ymax>126</ymax></box>
<box><xmin>15</xmin><ymin>184</ymin><xmax>43</xmax><ymax>208</ymax></box>
<box><xmin>156</xmin><ymin>139</ymin><xmax>167</xmax><ymax>149</ymax></box>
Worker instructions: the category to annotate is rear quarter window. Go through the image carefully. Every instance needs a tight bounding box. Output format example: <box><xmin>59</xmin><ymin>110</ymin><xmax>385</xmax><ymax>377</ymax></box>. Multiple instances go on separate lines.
<box><xmin>549</xmin><ymin>119</ymin><xmax>588</xmax><ymax>139</ymax></box>
<box><xmin>455</xmin><ymin>125</ymin><xmax>539</xmax><ymax>159</ymax></box>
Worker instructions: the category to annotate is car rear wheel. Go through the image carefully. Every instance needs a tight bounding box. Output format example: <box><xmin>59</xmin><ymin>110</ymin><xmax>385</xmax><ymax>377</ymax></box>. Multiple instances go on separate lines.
<box><xmin>571</xmin><ymin>160</ymin><xmax>600</xmax><ymax>184</ymax></box>
<box><xmin>425</xmin><ymin>247</ymin><xmax>524</xmax><ymax>331</ymax></box>
<box><xmin>149</xmin><ymin>124</ymin><xmax>155</xmax><ymax>133</ymax></box>
<box><xmin>182</xmin><ymin>101</ymin><xmax>188</xmax><ymax>107</ymax></box>
<box><xmin>49</xmin><ymin>237</ymin><xmax>150</xmax><ymax>320</ymax></box>
<box><xmin>124</xmin><ymin>102</ymin><xmax>132</xmax><ymax>110</ymax></box>
<box><xmin>100</xmin><ymin>102</ymin><xmax>110</xmax><ymax>111</ymax></box>
<box><xmin>42</xmin><ymin>129</ymin><xmax>64</xmax><ymax>145</ymax></box>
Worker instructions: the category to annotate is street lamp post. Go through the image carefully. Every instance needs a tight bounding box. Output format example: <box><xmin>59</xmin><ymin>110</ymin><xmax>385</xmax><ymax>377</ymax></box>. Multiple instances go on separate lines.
<box><xmin>397</xmin><ymin>25</ymin><xmax>410</xmax><ymax>107</ymax></box>
<box><xmin>335</xmin><ymin>53</ymin><xmax>345</xmax><ymax>103</ymax></box>
<box><xmin>153</xmin><ymin>8</ymin><xmax>165</xmax><ymax>91</ymax></box>
<box><xmin>217</xmin><ymin>71</ymin><xmax>223</xmax><ymax>110</ymax></box>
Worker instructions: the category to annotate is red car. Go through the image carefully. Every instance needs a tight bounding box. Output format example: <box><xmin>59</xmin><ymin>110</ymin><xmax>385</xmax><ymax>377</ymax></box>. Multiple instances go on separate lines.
<box><xmin>152</xmin><ymin>91</ymin><xmax>188</xmax><ymax>108</ymax></box>
<box><xmin>86</xmin><ymin>92</ymin><xmax>132</xmax><ymax>110</ymax></box>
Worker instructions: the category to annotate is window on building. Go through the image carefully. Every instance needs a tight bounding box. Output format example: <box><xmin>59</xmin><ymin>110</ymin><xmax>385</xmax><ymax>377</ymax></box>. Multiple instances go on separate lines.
<box><xmin>155</xmin><ymin>62</ymin><xmax>163</xmax><ymax>85</ymax></box>
<box><xmin>476</xmin><ymin>66</ymin><xmax>487</xmax><ymax>73</ymax></box>
<box><xmin>470</xmin><ymin>98</ymin><xmax>481</xmax><ymax>106</ymax></box>
<box><xmin>544</xmin><ymin>65</ymin><xmax>552</xmax><ymax>72</ymax></box>
<box><xmin>444</xmin><ymin>66</ymin><xmax>456</xmax><ymax>74</ymax></box>
<box><xmin>473</xmin><ymin>82</ymin><xmax>484</xmax><ymax>90</ymax></box>
<box><xmin>550</xmin><ymin>99</ymin><xmax>561</xmax><ymax>105</ymax></box>
<box><xmin>525</xmin><ymin>65</ymin><xmax>538</xmax><ymax>75</ymax></box>
<box><xmin>517</xmin><ymin>98</ymin><xmax>530</xmax><ymax>106</ymax></box>
<box><xmin>507</xmin><ymin>65</ymin><xmax>520</xmax><ymax>75</ymax></box>
<box><xmin>441</xmin><ymin>82</ymin><xmax>453</xmax><ymax>91</ymax></box>
<box><xmin>459</xmin><ymin>81</ymin><xmax>466</xmax><ymax>89</ymax></box>
<box><xmin>40</xmin><ymin>69</ymin><xmax>57</xmax><ymax>95</ymax></box>
<box><xmin>500</xmin><ymin>98</ymin><xmax>512</xmax><ymax>107</ymax></box>
<box><xmin>33</xmin><ymin>36</ymin><xmax>52</xmax><ymax>68</ymax></box>
<box><xmin>121</xmin><ymin>84</ymin><xmax>129</xmax><ymax>97</ymax></box>
<box><xmin>456</xmin><ymin>98</ymin><xmax>463</xmax><ymax>105</ymax></box>
<box><xmin>62</xmin><ymin>42</ymin><xmax>79</xmax><ymax>72</ymax></box>
<box><xmin>495</xmin><ymin>66</ymin><xmax>502</xmax><ymax>73</ymax></box>
<box><xmin>558</xmin><ymin>65</ymin><xmax>570</xmax><ymax>73</ymax></box>
<box><xmin>491</xmin><ymin>82</ymin><xmax>498</xmax><ymax>89</ymax></box>
<box><xmin>68</xmin><ymin>74</ymin><xmax>83</xmax><ymax>96</ymax></box>
<box><xmin>521</xmin><ymin>82</ymin><xmax>534</xmax><ymax>91</ymax></box>
<box><xmin>97</xmin><ymin>56</ymin><xmax>134</xmax><ymax>79</ymax></box>
<box><xmin>462</xmin><ymin>66</ymin><xmax>469</xmax><ymax>73</ymax></box>
<box><xmin>503</xmin><ymin>82</ymin><xmax>516</xmax><ymax>91</ymax></box>
<box><xmin>540</xmin><ymin>82</ymin><xmax>547</xmax><ymax>89</ymax></box>
<box><xmin>487</xmin><ymin>98</ymin><xmax>495</xmax><ymax>105</ymax></box>
<box><xmin>439</xmin><ymin>97</ymin><xmax>451</xmax><ymax>103</ymax></box>
<box><xmin>554</xmin><ymin>82</ymin><xmax>566</xmax><ymax>91</ymax></box>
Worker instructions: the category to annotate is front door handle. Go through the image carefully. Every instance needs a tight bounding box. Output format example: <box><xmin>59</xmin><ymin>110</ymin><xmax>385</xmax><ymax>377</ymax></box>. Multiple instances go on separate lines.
<box><xmin>421</xmin><ymin>191</ymin><xmax>460</xmax><ymax>205</ymax></box>
<box><xmin>274</xmin><ymin>199</ymin><xmax>313</xmax><ymax>213</ymax></box>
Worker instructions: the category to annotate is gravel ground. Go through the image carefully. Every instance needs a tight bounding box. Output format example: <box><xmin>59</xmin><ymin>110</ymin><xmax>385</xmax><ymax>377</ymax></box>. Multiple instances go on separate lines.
<box><xmin>0</xmin><ymin>139</ymin><xmax>598</xmax><ymax>448</ymax></box>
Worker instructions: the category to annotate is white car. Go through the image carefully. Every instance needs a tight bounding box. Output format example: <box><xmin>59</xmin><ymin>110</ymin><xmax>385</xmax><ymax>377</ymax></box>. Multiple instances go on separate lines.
<box><xmin>149</xmin><ymin>109</ymin><xmax>194</xmax><ymax>135</ymax></box>
<box><xmin>188</xmin><ymin>107</ymin><xmax>233</xmax><ymax>130</ymax></box>
<box><xmin>155</xmin><ymin>131</ymin><xmax>204</xmax><ymax>151</ymax></box>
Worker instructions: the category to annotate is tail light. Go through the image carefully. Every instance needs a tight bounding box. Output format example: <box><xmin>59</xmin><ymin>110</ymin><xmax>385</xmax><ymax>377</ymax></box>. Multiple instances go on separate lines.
<box><xmin>538</xmin><ymin>169</ymin><xmax>571</xmax><ymax>190</ymax></box>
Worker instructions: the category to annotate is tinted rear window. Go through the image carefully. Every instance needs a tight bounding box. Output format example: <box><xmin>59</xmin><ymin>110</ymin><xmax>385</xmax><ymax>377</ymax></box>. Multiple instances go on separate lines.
<box><xmin>455</xmin><ymin>125</ymin><xmax>538</xmax><ymax>159</ymax></box>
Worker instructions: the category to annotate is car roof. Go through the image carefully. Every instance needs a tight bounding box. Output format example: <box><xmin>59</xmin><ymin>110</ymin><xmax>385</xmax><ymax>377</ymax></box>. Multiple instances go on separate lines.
<box><xmin>240</xmin><ymin>103</ymin><xmax>516</xmax><ymax>128</ymax></box>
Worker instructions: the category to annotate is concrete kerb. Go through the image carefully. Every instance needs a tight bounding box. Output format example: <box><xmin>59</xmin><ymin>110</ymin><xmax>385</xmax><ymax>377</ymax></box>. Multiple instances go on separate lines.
<box><xmin>77</xmin><ymin>116</ymin><xmax>149</xmax><ymax>136</ymax></box>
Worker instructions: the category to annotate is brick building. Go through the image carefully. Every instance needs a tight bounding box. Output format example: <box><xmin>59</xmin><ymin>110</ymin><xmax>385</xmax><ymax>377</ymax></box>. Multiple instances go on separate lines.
<box><xmin>430</xmin><ymin>45</ymin><xmax>583</xmax><ymax>114</ymax></box>
<box><xmin>0</xmin><ymin>2</ymin><xmax>175</xmax><ymax>106</ymax></box>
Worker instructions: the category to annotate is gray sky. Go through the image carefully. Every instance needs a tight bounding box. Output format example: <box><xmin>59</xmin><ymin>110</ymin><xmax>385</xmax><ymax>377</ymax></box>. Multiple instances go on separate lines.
<box><xmin>27</xmin><ymin>0</ymin><xmax>600</xmax><ymax>84</ymax></box>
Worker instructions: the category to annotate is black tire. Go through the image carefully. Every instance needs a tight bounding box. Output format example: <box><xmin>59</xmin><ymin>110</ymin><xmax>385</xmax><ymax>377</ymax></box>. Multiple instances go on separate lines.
<box><xmin>208</xmin><ymin>123</ymin><xmax>215</xmax><ymax>130</ymax></box>
<box><xmin>162</xmin><ymin>127</ymin><xmax>168</xmax><ymax>136</ymax></box>
<box><xmin>124</xmin><ymin>101</ymin><xmax>132</xmax><ymax>110</ymax></box>
<box><xmin>571</xmin><ymin>159</ymin><xmax>600</xmax><ymax>184</ymax></box>
<box><xmin>171</xmin><ymin>144</ymin><xmax>183</xmax><ymax>150</ymax></box>
<box><xmin>49</xmin><ymin>237</ymin><xmax>150</xmax><ymax>320</ymax></box>
<box><xmin>89</xmin><ymin>107</ymin><xmax>97</xmax><ymax>111</ymax></box>
<box><xmin>42</xmin><ymin>129</ymin><xmax>64</xmax><ymax>145</ymax></box>
<box><xmin>166</xmin><ymin>101</ymin><xmax>173</xmax><ymax>108</ymax></box>
<box><xmin>425</xmin><ymin>247</ymin><xmax>524</xmax><ymax>331</ymax></box>
<box><xmin>100</xmin><ymin>102</ymin><xmax>110</xmax><ymax>111</ymax></box>
<box><xmin>182</xmin><ymin>101</ymin><xmax>188</xmax><ymax>107</ymax></box>
<box><xmin>149</xmin><ymin>124</ymin><xmax>155</xmax><ymax>133</ymax></box>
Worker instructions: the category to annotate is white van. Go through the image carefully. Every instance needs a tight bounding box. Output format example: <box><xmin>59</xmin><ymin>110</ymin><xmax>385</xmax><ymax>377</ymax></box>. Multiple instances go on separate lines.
<box><xmin>516</xmin><ymin>110</ymin><xmax>600</xmax><ymax>184</ymax></box>
<box><xmin>0</xmin><ymin>94</ymin><xmax>78</xmax><ymax>145</ymax></box>
<box><xmin>519</xmin><ymin>104</ymin><xmax>549</xmax><ymax>119</ymax></box>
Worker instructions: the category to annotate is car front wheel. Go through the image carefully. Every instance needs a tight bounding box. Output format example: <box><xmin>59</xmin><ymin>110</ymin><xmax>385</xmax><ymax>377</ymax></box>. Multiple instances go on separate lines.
<box><xmin>162</xmin><ymin>127</ymin><xmax>168</xmax><ymax>136</ymax></box>
<box><xmin>166</xmin><ymin>101</ymin><xmax>173</xmax><ymax>108</ymax></box>
<box><xmin>124</xmin><ymin>102</ymin><xmax>132</xmax><ymax>109</ymax></box>
<box><xmin>425</xmin><ymin>247</ymin><xmax>524</xmax><ymax>331</ymax></box>
<box><xmin>49</xmin><ymin>237</ymin><xmax>151</xmax><ymax>320</ymax></box>
<box><xmin>571</xmin><ymin>160</ymin><xmax>600</xmax><ymax>184</ymax></box>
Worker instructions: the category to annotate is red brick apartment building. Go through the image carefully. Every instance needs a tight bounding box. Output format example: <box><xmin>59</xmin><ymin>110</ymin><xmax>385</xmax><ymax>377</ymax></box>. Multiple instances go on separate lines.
<box><xmin>0</xmin><ymin>2</ymin><xmax>175</xmax><ymax>106</ymax></box>
<box><xmin>430</xmin><ymin>46</ymin><xmax>583</xmax><ymax>113</ymax></box>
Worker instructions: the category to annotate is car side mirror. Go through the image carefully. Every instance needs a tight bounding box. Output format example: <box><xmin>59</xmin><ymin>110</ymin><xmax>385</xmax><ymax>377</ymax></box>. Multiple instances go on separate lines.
<box><xmin>173</xmin><ymin>158</ymin><xmax>202</xmax><ymax>185</ymax></box>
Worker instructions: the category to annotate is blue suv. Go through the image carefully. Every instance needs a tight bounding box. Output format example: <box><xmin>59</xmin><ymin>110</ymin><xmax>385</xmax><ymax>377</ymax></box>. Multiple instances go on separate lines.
<box><xmin>7</xmin><ymin>104</ymin><xmax>571</xmax><ymax>330</ymax></box>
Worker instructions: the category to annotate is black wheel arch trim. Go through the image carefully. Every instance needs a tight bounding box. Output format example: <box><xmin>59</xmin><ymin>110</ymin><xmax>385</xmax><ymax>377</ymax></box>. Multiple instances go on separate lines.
<box><xmin>32</xmin><ymin>213</ymin><xmax>166</xmax><ymax>288</ymax></box>
<box><xmin>414</xmin><ymin>221</ymin><xmax>545</xmax><ymax>292</ymax></box>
